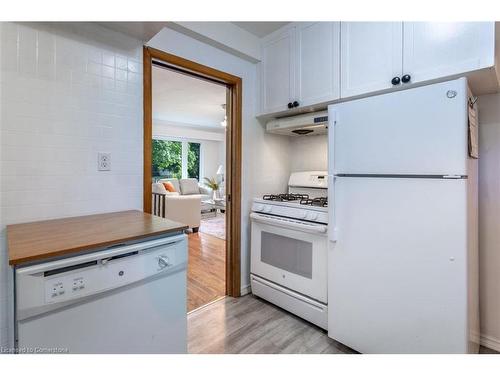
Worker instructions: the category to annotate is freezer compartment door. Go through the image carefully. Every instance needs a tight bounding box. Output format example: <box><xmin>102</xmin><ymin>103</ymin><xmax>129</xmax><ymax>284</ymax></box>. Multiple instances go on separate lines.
<box><xmin>328</xmin><ymin>177</ymin><xmax>468</xmax><ymax>353</ymax></box>
<box><xmin>331</xmin><ymin>78</ymin><xmax>468</xmax><ymax>175</ymax></box>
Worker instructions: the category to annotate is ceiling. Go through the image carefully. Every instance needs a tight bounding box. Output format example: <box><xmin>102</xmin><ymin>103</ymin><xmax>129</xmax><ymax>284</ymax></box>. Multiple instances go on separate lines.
<box><xmin>99</xmin><ymin>21</ymin><xmax>290</xmax><ymax>43</ymax></box>
<box><xmin>232</xmin><ymin>22</ymin><xmax>290</xmax><ymax>38</ymax></box>
<box><xmin>152</xmin><ymin>65</ymin><xmax>227</xmax><ymax>130</ymax></box>
<box><xmin>98</xmin><ymin>22</ymin><xmax>167</xmax><ymax>42</ymax></box>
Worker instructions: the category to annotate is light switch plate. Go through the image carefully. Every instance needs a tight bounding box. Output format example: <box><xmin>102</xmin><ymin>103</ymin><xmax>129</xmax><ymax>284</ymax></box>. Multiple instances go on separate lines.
<box><xmin>98</xmin><ymin>152</ymin><xmax>111</xmax><ymax>171</ymax></box>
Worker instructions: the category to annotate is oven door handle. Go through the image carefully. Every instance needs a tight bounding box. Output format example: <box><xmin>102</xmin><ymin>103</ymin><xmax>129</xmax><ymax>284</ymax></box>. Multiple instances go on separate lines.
<box><xmin>250</xmin><ymin>213</ymin><xmax>327</xmax><ymax>234</ymax></box>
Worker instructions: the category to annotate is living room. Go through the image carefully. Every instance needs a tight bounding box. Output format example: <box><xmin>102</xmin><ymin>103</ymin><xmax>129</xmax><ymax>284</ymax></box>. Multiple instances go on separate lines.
<box><xmin>150</xmin><ymin>63</ymin><xmax>227</xmax><ymax>312</ymax></box>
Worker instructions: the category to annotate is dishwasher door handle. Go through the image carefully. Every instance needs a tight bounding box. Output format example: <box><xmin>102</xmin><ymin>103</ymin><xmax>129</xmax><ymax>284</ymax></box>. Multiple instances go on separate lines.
<box><xmin>158</xmin><ymin>255</ymin><xmax>171</xmax><ymax>269</ymax></box>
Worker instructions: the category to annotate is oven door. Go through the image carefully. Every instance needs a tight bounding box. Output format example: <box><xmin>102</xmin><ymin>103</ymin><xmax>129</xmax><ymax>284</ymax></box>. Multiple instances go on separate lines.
<box><xmin>250</xmin><ymin>213</ymin><xmax>327</xmax><ymax>303</ymax></box>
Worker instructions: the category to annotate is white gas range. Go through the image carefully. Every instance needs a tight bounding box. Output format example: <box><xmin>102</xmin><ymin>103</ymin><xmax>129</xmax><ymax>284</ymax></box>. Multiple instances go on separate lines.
<box><xmin>250</xmin><ymin>171</ymin><xmax>328</xmax><ymax>329</ymax></box>
<box><xmin>252</xmin><ymin>198</ymin><xmax>328</xmax><ymax>226</ymax></box>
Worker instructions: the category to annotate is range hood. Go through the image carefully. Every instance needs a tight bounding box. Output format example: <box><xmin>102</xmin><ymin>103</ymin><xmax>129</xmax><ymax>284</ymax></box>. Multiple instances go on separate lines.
<box><xmin>266</xmin><ymin>111</ymin><xmax>328</xmax><ymax>136</ymax></box>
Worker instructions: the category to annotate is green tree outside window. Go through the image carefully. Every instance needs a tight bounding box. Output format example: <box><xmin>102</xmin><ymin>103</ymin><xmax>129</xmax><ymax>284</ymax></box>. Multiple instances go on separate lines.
<box><xmin>152</xmin><ymin>139</ymin><xmax>201</xmax><ymax>181</ymax></box>
<box><xmin>152</xmin><ymin>139</ymin><xmax>182</xmax><ymax>179</ymax></box>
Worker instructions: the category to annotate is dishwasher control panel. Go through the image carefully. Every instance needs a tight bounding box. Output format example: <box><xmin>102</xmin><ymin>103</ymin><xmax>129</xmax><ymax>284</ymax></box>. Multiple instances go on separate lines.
<box><xmin>45</xmin><ymin>275</ymin><xmax>87</xmax><ymax>302</ymax></box>
<box><xmin>42</xmin><ymin>246</ymin><xmax>178</xmax><ymax>304</ymax></box>
<box><xmin>14</xmin><ymin>234</ymin><xmax>188</xmax><ymax>319</ymax></box>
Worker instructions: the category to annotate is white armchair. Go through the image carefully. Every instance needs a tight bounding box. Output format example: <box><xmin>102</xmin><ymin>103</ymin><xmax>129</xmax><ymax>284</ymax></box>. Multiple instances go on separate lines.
<box><xmin>164</xmin><ymin>195</ymin><xmax>201</xmax><ymax>231</ymax></box>
<box><xmin>152</xmin><ymin>183</ymin><xmax>201</xmax><ymax>231</ymax></box>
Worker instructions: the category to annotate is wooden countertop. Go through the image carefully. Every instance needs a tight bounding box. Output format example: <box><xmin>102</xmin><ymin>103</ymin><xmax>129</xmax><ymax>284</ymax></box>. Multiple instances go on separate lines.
<box><xmin>7</xmin><ymin>210</ymin><xmax>188</xmax><ymax>266</ymax></box>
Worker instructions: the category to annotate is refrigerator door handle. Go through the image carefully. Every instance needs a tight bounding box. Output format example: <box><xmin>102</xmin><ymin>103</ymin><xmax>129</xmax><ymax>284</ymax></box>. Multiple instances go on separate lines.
<box><xmin>327</xmin><ymin>106</ymin><xmax>338</xmax><ymax>243</ymax></box>
<box><xmin>327</xmin><ymin>107</ymin><xmax>336</xmax><ymax>175</ymax></box>
<box><xmin>328</xmin><ymin>175</ymin><xmax>337</xmax><ymax>242</ymax></box>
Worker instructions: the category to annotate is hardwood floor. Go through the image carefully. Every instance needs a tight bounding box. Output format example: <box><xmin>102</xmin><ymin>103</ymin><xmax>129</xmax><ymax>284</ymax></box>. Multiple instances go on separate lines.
<box><xmin>187</xmin><ymin>231</ymin><xmax>226</xmax><ymax>312</ymax></box>
<box><xmin>188</xmin><ymin>294</ymin><xmax>356</xmax><ymax>354</ymax></box>
<box><xmin>188</xmin><ymin>294</ymin><xmax>499</xmax><ymax>354</ymax></box>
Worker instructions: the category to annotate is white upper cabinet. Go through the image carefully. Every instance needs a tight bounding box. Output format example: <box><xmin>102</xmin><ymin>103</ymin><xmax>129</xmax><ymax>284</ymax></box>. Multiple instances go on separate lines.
<box><xmin>261</xmin><ymin>27</ymin><xmax>295</xmax><ymax>115</ymax></box>
<box><xmin>259</xmin><ymin>22</ymin><xmax>496</xmax><ymax>117</ymax></box>
<box><xmin>296</xmin><ymin>22</ymin><xmax>340</xmax><ymax>107</ymax></box>
<box><xmin>260</xmin><ymin>22</ymin><xmax>340</xmax><ymax>115</ymax></box>
<box><xmin>340</xmin><ymin>22</ymin><xmax>403</xmax><ymax>98</ymax></box>
<box><xmin>402</xmin><ymin>22</ymin><xmax>495</xmax><ymax>84</ymax></box>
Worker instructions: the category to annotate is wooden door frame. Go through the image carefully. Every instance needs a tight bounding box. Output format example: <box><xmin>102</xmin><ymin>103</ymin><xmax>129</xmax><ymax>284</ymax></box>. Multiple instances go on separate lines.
<box><xmin>143</xmin><ymin>46</ymin><xmax>241</xmax><ymax>297</ymax></box>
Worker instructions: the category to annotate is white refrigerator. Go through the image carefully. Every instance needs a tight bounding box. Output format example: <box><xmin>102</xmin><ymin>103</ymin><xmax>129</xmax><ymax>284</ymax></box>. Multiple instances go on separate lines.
<box><xmin>327</xmin><ymin>78</ymin><xmax>479</xmax><ymax>353</ymax></box>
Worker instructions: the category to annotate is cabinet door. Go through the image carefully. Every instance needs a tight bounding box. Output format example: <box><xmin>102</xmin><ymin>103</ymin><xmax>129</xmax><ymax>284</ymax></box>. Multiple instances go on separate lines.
<box><xmin>403</xmin><ymin>22</ymin><xmax>495</xmax><ymax>84</ymax></box>
<box><xmin>261</xmin><ymin>27</ymin><xmax>295</xmax><ymax>114</ymax></box>
<box><xmin>340</xmin><ymin>22</ymin><xmax>403</xmax><ymax>98</ymax></box>
<box><xmin>296</xmin><ymin>22</ymin><xmax>340</xmax><ymax>107</ymax></box>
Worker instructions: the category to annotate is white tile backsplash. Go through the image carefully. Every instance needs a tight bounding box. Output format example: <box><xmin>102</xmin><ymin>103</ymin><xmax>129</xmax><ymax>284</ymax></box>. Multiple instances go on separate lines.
<box><xmin>289</xmin><ymin>135</ymin><xmax>328</xmax><ymax>172</ymax></box>
<box><xmin>0</xmin><ymin>22</ymin><xmax>143</xmax><ymax>349</ymax></box>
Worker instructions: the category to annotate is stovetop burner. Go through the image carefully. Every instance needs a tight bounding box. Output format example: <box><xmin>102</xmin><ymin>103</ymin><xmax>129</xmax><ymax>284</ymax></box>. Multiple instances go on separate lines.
<box><xmin>262</xmin><ymin>194</ymin><xmax>328</xmax><ymax>207</ymax></box>
<box><xmin>300</xmin><ymin>197</ymin><xmax>328</xmax><ymax>207</ymax></box>
<box><xmin>262</xmin><ymin>193</ymin><xmax>309</xmax><ymax>202</ymax></box>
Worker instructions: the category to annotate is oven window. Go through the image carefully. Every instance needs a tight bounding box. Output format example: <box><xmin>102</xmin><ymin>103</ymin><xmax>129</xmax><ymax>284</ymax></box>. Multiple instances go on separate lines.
<box><xmin>260</xmin><ymin>231</ymin><xmax>313</xmax><ymax>279</ymax></box>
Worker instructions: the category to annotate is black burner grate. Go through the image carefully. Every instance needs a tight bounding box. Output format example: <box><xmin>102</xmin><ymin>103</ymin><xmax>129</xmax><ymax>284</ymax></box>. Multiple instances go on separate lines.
<box><xmin>262</xmin><ymin>193</ymin><xmax>309</xmax><ymax>202</ymax></box>
<box><xmin>299</xmin><ymin>197</ymin><xmax>328</xmax><ymax>207</ymax></box>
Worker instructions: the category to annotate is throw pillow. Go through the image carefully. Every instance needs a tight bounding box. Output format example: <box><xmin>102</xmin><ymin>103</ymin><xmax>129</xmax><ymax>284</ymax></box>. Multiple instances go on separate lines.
<box><xmin>163</xmin><ymin>181</ymin><xmax>176</xmax><ymax>193</ymax></box>
<box><xmin>179</xmin><ymin>178</ymin><xmax>200</xmax><ymax>195</ymax></box>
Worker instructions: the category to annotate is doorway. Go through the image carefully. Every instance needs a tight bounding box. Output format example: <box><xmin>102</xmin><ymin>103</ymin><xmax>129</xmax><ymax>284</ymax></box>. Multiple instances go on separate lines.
<box><xmin>143</xmin><ymin>47</ymin><xmax>242</xmax><ymax>309</ymax></box>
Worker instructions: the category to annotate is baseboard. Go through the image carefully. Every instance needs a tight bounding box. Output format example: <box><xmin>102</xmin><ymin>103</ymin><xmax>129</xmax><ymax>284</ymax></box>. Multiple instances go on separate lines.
<box><xmin>240</xmin><ymin>284</ymin><xmax>251</xmax><ymax>296</ymax></box>
<box><xmin>480</xmin><ymin>334</ymin><xmax>500</xmax><ymax>352</ymax></box>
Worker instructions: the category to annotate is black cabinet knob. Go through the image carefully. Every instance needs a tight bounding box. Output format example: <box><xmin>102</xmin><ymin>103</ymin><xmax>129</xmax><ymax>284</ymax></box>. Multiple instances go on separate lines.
<box><xmin>287</xmin><ymin>102</ymin><xmax>293</xmax><ymax>109</ymax></box>
<box><xmin>292</xmin><ymin>101</ymin><xmax>299</xmax><ymax>108</ymax></box>
<box><xmin>402</xmin><ymin>74</ymin><xmax>411</xmax><ymax>83</ymax></box>
<box><xmin>391</xmin><ymin>76</ymin><xmax>401</xmax><ymax>85</ymax></box>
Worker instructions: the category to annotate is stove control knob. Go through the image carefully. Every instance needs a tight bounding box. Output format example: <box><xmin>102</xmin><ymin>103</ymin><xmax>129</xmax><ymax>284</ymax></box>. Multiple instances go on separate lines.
<box><xmin>254</xmin><ymin>204</ymin><xmax>264</xmax><ymax>212</ymax></box>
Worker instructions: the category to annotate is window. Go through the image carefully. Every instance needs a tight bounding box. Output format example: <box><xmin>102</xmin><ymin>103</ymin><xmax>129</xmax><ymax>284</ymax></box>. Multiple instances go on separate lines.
<box><xmin>188</xmin><ymin>142</ymin><xmax>201</xmax><ymax>180</ymax></box>
<box><xmin>152</xmin><ymin>139</ymin><xmax>182</xmax><ymax>180</ymax></box>
<box><xmin>152</xmin><ymin>138</ymin><xmax>202</xmax><ymax>182</ymax></box>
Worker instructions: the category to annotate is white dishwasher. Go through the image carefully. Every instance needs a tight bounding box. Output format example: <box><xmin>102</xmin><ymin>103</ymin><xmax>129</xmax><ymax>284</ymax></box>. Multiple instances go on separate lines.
<box><xmin>14</xmin><ymin>233</ymin><xmax>187</xmax><ymax>354</ymax></box>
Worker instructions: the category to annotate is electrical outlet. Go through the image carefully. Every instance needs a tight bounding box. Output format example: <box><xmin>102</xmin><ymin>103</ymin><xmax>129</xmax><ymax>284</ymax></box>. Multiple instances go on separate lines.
<box><xmin>98</xmin><ymin>152</ymin><xmax>111</xmax><ymax>171</ymax></box>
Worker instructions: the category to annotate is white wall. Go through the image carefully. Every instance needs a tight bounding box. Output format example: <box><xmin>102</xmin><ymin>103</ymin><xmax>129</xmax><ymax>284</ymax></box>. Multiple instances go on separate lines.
<box><xmin>202</xmin><ymin>140</ymin><xmax>225</xmax><ymax>180</ymax></box>
<box><xmin>478</xmin><ymin>93</ymin><xmax>500</xmax><ymax>350</ymax></box>
<box><xmin>154</xmin><ymin>121</ymin><xmax>225</xmax><ymax>142</ymax></box>
<box><xmin>148</xmin><ymin>27</ymin><xmax>291</xmax><ymax>293</ymax></box>
<box><xmin>289</xmin><ymin>135</ymin><xmax>328</xmax><ymax>172</ymax></box>
<box><xmin>0</xmin><ymin>22</ymin><xmax>143</xmax><ymax>349</ymax></box>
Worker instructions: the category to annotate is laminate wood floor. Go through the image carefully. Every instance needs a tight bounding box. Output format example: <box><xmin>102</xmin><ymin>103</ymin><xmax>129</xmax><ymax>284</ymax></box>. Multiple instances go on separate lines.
<box><xmin>187</xmin><ymin>294</ymin><xmax>356</xmax><ymax>354</ymax></box>
<box><xmin>188</xmin><ymin>295</ymin><xmax>498</xmax><ymax>354</ymax></box>
<box><xmin>187</xmin><ymin>231</ymin><xmax>226</xmax><ymax>312</ymax></box>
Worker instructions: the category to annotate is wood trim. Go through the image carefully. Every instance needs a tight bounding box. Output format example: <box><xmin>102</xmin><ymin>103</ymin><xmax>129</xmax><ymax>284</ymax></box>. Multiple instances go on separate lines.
<box><xmin>143</xmin><ymin>46</ymin><xmax>242</xmax><ymax>297</ymax></box>
<box><xmin>146</xmin><ymin>47</ymin><xmax>241</xmax><ymax>85</ymax></box>
<box><xmin>143</xmin><ymin>47</ymin><xmax>153</xmax><ymax>214</ymax></box>
<box><xmin>225</xmin><ymin>80</ymin><xmax>242</xmax><ymax>297</ymax></box>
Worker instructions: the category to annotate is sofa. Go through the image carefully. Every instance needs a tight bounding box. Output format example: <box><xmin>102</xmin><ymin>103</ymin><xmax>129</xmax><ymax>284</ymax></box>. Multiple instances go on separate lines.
<box><xmin>153</xmin><ymin>178</ymin><xmax>212</xmax><ymax>208</ymax></box>
<box><xmin>152</xmin><ymin>178</ymin><xmax>212</xmax><ymax>231</ymax></box>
